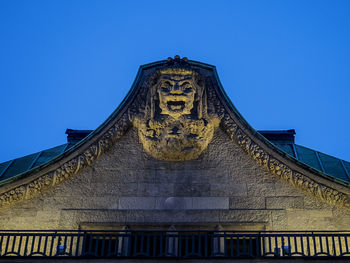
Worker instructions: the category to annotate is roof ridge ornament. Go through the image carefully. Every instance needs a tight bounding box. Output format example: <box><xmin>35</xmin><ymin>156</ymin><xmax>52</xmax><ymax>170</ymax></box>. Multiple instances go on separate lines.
<box><xmin>159</xmin><ymin>55</ymin><xmax>192</xmax><ymax>75</ymax></box>
<box><xmin>167</xmin><ymin>55</ymin><xmax>188</xmax><ymax>64</ymax></box>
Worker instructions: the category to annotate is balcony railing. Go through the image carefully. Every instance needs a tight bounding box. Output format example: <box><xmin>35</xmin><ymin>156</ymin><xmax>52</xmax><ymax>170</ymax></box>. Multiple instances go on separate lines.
<box><xmin>0</xmin><ymin>230</ymin><xmax>349</xmax><ymax>258</ymax></box>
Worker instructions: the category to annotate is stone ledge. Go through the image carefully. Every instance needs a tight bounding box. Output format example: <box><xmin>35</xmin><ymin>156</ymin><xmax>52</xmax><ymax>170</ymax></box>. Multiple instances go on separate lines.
<box><xmin>118</xmin><ymin>197</ymin><xmax>229</xmax><ymax>210</ymax></box>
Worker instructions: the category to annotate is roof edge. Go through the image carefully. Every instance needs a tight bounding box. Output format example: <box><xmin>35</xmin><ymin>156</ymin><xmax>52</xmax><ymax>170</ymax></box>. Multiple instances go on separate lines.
<box><xmin>209</xmin><ymin>68</ymin><xmax>350</xmax><ymax>208</ymax></box>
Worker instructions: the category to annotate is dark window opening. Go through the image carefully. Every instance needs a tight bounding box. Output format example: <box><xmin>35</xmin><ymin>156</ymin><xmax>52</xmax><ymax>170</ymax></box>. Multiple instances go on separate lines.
<box><xmin>82</xmin><ymin>233</ymin><xmax>130</xmax><ymax>257</ymax></box>
<box><xmin>82</xmin><ymin>231</ymin><xmax>260</xmax><ymax>258</ymax></box>
<box><xmin>226</xmin><ymin>235</ymin><xmax>259</xmax><ymax>257</ymax></box>
<box><xmin>179</xmin><ymin>233</ymin><xmax>212</xmax><ymax>257</ymax></box>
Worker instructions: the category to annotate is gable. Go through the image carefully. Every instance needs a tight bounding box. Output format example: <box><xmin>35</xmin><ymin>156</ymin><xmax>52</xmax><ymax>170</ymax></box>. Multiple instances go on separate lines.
<box><xmin>0</xmin><ymin>56</ymin><xmax>349</xmax><ymax>216</ymax></box>
<box><xmin>2</xmin><ymin>124</ymin><xmax>350</xmax><ymax>231</ymax></box>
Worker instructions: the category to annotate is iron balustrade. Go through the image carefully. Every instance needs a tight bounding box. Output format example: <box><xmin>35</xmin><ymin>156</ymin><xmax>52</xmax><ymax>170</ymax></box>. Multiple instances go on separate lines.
<box><xmin>0</xmin><ymin>230</ymin><xmax>349</xmax><ymax>258</ymax></box>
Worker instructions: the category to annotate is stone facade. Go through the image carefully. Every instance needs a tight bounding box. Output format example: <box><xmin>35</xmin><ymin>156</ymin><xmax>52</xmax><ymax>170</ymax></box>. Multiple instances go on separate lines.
<box><xmin>1</xmin><ymin>57</ymin><xmax>349</xmax><ymax>235</ymax></box>
<box><xmin>1</xmin><ymin>127</ymin><xmax>349</xmax><ymax>231</ymax></box>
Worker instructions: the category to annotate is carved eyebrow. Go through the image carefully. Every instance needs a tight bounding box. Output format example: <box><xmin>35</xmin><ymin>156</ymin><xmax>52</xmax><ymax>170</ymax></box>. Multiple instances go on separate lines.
<box><xmin>160</xmin><ymin>80</ymin><xmax>173</xmax><ymax>85</ymax></box>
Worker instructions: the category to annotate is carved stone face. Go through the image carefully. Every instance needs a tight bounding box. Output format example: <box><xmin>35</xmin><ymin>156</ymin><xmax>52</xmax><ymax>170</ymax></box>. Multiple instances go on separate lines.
<box><xmin>157</xmin><ymin>75</ymin><xmax>196</xmax><ymax>118</ymax></box>
<box><xmin>132</xmin><ymin>69</ymin><xmax>220</xmax><ymax>161</ymax></box>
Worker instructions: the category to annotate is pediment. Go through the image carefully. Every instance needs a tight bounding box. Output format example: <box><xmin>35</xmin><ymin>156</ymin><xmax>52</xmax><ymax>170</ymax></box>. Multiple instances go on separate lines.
<box><xmin>1</xmin><ymin>56</ymin><xmax>349</xmax><ymax>210</ymax></box>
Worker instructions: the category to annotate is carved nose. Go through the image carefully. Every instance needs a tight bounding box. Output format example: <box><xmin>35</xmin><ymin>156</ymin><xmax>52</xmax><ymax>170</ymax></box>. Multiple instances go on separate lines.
<box><xmin>171</xmin><ymin>84</ymin><xmax>182</xmax><ymax>94</ymax></box>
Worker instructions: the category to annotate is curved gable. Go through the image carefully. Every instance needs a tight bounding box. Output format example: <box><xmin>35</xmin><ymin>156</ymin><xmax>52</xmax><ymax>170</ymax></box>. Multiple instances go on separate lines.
<box><xmin>0</xmin><ymin>56</ymin><xmax>349</xmax><ymax>211</ymax></box>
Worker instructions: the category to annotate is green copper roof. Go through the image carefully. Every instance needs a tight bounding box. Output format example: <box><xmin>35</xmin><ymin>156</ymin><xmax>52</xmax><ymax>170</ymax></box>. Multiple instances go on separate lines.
<box><xmin>0</xmin><ymin>143</ymin><xmax>75</xmax><ymax>185</ymax></box>
<box><xmin>273</xmin><ymin>143</ymin><xmax>350</xmax><ymax>184</ymax></box>
<box><xmin>0</xmin><ymin>130</ymin><xmax>349</xmax><ymax>186</ymax></box>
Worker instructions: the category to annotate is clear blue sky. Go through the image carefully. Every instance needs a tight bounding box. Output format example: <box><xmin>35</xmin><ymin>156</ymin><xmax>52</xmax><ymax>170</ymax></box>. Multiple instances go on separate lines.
<box><xmin>0</xmin><ymin>0</ymin><xmax>349</xmax><ymax>163</ymax></box>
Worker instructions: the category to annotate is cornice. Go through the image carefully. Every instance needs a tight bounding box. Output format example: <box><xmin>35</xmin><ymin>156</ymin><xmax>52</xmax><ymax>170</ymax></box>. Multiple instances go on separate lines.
<box><xmin>0</xmin><ymin>113</ymin><xmax>131</xmax><ymax>208</ymax></box>
<box><xmin>220</xmin><ymin>114</ymin><xmax>350</xmax><ymax>208</ymax></box>
<box><xmin>212</xmin><ymin>69</ymin><xmax>350</xmax><ymax>209</ymax></box>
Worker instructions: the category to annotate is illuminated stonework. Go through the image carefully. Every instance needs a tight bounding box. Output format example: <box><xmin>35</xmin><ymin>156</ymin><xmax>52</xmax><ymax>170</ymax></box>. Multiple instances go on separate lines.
<box><xmin>133</xmin><ymin>68</ymin><xmax>219</xmax><ymax>161</ymax></box>
<box><xmin>1</xmin><ymin>57</ymin><xmax>350</xmax><ymax>213</ymax></box>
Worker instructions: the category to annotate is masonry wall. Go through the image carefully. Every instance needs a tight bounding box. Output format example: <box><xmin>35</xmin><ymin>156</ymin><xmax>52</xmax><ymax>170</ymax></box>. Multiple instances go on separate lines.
<box><xmin>1</xmin><ymin>127</ymin><xmax>350</xmax><ymax>230</ymax></box>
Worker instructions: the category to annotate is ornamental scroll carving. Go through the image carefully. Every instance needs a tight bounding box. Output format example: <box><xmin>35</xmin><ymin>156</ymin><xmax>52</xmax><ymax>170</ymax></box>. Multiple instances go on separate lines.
<box><xmin>132</xmin><ymin>67</ymin><xmax>220</xmax><ymax>161</ymax></box>
<box><xmin>220</xmin><ymin>113</ymin><xmax>350</xmax><ymax>209</ymax></box>
<box><xmin>0</xmin><ymin>114</ymin><xmax>130</xmax><ymax>208</ymax></box>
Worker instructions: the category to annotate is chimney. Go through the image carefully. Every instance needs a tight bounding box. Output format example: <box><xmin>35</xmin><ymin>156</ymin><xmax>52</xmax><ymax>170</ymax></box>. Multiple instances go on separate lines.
<box><xmin>65</xmin><ymin>129</ymin><xmax>93</xmax><ymax>144</ymax></box>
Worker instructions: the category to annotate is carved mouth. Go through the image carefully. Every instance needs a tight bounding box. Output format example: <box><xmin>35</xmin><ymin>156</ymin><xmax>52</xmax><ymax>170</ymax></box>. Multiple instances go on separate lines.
<box><xmin>167</xmin><ymin>101</ymin><xmax>185</xmax><ymax>111</ymax></box>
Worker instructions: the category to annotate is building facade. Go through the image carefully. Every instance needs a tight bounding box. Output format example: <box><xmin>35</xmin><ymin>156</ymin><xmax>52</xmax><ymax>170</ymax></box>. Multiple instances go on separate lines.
<box><xmin>0</xmin><ymin>56</ymin><xmax>349</xmax><ymax>261</ymax></box>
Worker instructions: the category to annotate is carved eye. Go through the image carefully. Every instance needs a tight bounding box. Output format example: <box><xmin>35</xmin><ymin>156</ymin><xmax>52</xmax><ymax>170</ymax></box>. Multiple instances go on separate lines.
<box><xmin>184</xmin><ymin>87</ymin><xmax>193</xmax><ymax>93</ymax></box>
<box><xmin>181</xmin><ymin>82</ymin><xmax>193</xmax><ymax>93</ymax></box>
<box><xmin>161</xmin><ymin>81</ymin><xmax>171</xmax><ymax>92</ymax></box>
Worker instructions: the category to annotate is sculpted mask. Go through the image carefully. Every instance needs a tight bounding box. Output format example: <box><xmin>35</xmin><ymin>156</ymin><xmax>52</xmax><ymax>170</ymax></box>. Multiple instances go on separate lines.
<box><xmin>157</xmin><ymin>74</ymin><xmax>196</xmax><ymax>118</ymax></box>
<box><xmin>133</xmin><ymin>67</ymin><xmax>219</xmax><ymax>161</ymax></box>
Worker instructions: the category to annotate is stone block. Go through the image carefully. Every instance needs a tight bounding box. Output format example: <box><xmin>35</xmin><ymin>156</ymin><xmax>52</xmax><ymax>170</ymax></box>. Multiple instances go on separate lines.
<box><xmin>8</xmin><ymin>197</ymin><xmax>42</xmax><ymax>210</ymax></box>
<box><xmin>229</xmin><ymin>167</ymin><xmax>275</xmax><ymax>185</ymax></box>
<box><xmin>124</xmin><ymin>210</ymin><xmax>189</xmax><ymax>223</ymax></box>
<box><xmin>309</xmin><ymin>210</ymin><xmax>332</xmax><ymax>218</ymax></box>
<box><xmin>247</xmin><ymin>183</ymin><xmax>276</xmax><ymax>197</ymax></box>
<box><xmin>137</xmin><ymin>183</ymin><xmax>174</xmax><ymax>196</ymax></box>
<box><xmin>137</xmin><ymin>171</ymin><xmax>157</xmax><ymax>183</ymax></box>
<box><xmin>274</xmin><ymin>181</ymin><xmax>304</xmax><ymax>197</ymax></box>
<box><xmin>156</xmin><ymin>169</ymin><xmax>192</xmax><ymax>184</ymax></box>
<box><xmin>136</xmin><ymin>183</ymin><xmax>159</xmax><ymax>196</ymax></box>
<box><xmin>229</xmin><ymin>196</ymin><xmax>266</xmax><ymax>209</ymax></box>
<box><xmin>58</xmin><ymin>210</ymin><xmax>79</xmax><ymax>229</ymax></box>
<box><xmin>184</xmin><ymin>210</ymin><xmax>221</xmax><ymax>223</ymax></box>
<box><xmin>210</xmin><ymin>184</ymin><xmax>228</xmax><ymax>196</ymax></box>
<box><xmin>330</xmin><ymin>216</ymin><xmax>350</xmax><ymax>230</ymax></box>
<box><xmin>174</xmin><ymin>183</ymin><xmax>210</xmax><ymax>197</ymax></box>
<box><xmin>93</xmin><ymin>182</ymin><xmax>125</xmax><ymax>196</ymax></box>
<box><xmin>49</xmin><ymin>177</ymin><xmax>94</xmax><ymax>197</ymax></box>
<box><xmin>332</xmin><ymin>207</ymin><xmax>350</xmax><ymax>217</ymax></box>
<box><xmin>155</xmin><ymin>197</ymin><xmax>193</xmax><ymax>210</ymax></box>
<box><xmin>192</xmin><ymin>169</ymin><xmax>226</xmax><ymax>183</ymax></box>
<box><xmin>43</xmin><ymin>196</ymin><xmax>82</xmax><ymax>210</ymax></box>
<box><xmin>98</xmin><ymin>169</ymin><xmax>156</xmax><ymax>184</ymax></box>
<box><xmin>190</xmin><ymin>171</ymin><xmax>212</xmax><ymax>184</ymax></box>
<box><xmin>303</xmin><ymin>196</ymin><xmax>335</xmax><ymax>210</ymax></box>
<box><xmin>80</xmin><ymin>196</ymin><xmax>119</xmax><ymax>209</ymax></box>
<box><xmin>227</xmin><ymin>184</ymin><xmax>248</xmax><ymax>196</ymax></box>
<box><xmin>192</xmin><ymin>197</ymin><xmax>229</xmax><ymax>209</ymax></box>
<box><xmin>210</xmin><ymin>183</ymin><xmax>247</xmax><ymax>197</ymax></box>
<box><xmin>118</xmin><ymin>183</ymin><xmax>138</xmax><ymax>196</ymax></box>
<box><xmin>36</xmin><ymin>210</ymin><xmax>61</xmax><ymax>221</ymax></box>
<box><xmin>266</xmin><ymin>197</ymin><xmax>304</xmax><ymax>209</ymax></box>
<box><xmin>62</xmin><ymin>209</ymin><xmax>128</xmax><ymax>226</ymax></box>
<box><xmin>270</xmin><ymin>210</ymin><xmax>287</xmax><ymax>230</ymax></box>
<box><xmin>10</xmin><ymin>208</ymin><xmax>38</xmax><ymax>218</ymax></box>
<box><xmin>102</xmin><ymin>169</ymin><xmax>139</xmax><ymax>183</ymax></box>
<box><xmin>286</xmin><ymin>210</ymin><xmax>311</xmax><ymax>230</ymax></box>
<box><xmin>119</xmin><ymin>197</ymin><xmax>155</xmax><ymax>209</ymax></box>
<box><xmin>219</xmin><ymin>210</ymin><xmax>271</xmax><ymax>223</ymax></box>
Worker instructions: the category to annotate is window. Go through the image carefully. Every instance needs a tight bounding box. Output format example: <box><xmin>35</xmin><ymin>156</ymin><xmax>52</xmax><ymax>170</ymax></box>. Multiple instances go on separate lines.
<box><xmin>81</xmin><ymin>225</ymin><xmax>261</xmax><ymax>258</ymax></box>
<box><xmin>82</xmin><ymin>231</ymin><xmax>130</xmax><ymax>257</ymax></box>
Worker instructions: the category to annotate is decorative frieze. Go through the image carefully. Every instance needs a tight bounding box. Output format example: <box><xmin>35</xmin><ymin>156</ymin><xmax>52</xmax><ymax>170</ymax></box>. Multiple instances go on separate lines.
<box><xmin>221</xmin><ymin>112</ymin><xmax>350</xmax><ymax>209</ymax></box>
<box><xmin>0</xmin><ymin>113</ymin><xmax>130</xmax><ymax>208</ymax></box>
